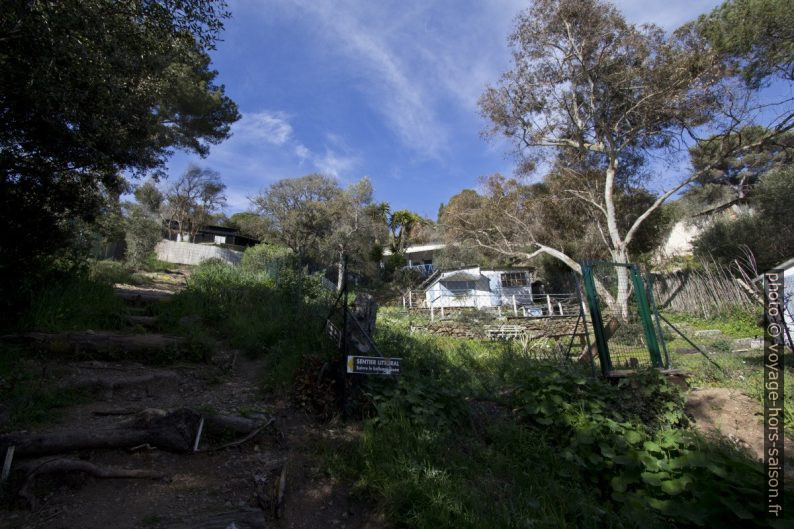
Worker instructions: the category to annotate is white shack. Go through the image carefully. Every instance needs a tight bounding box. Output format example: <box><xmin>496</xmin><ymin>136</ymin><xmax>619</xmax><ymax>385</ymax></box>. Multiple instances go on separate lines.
<box><xmin>424</xmin><ymin>266</ymin><xmax>535</xmax><ymax>309</ymax></box>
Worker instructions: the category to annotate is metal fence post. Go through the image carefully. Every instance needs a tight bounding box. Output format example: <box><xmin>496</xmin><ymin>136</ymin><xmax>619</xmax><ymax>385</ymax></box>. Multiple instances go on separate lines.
<box><xmin>582</xmin><ymin>263</ymin><xmax>612</xmax><ymax>375</ymax></box>
<box><xmin>630</xmin><ymin>264</ymin><xmax>663</xmax><ymax>368</ymax></box>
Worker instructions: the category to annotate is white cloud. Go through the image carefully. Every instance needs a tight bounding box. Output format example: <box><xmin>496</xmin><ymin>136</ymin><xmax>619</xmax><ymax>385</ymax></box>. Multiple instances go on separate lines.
<box><xmin>294</xmin><ymin>144</ymin><xmax>310</xmax><ymax>160</ymax></box>
<box><xmin>252</xmin><ymin>0</ymin><xmax>723</xmax><ymax>161</ymax></box>
<box><xmin>313</xmin><ymin>147</ymin><xmax>357</xmax><ymax>178</ymax></box>
<box><xmin>231</xmin><ymin>111</ymin><xmax>293</xmax><ymax>146</ymax></box>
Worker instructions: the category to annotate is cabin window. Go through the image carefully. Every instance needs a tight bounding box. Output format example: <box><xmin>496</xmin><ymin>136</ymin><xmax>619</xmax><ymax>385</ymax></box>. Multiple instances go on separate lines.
<box><xmin>500</xmin><ymin>271</ymin><xmax>528</xmax><ymax>287</ymax></box>
<box><xmin>444</xmin><ymin>280</ymin><xmax>476</xmax><ymax>291</ymax></box>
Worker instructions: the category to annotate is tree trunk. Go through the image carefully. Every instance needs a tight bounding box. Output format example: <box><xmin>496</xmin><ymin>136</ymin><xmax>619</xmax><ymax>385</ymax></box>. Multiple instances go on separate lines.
<box><xmin>577</xmin><ymin>316</ymin><xmax>621</xmax><ymax>364</ymax></box>
<box><xmin>337</xmin><ymin>251</ymin><xmax>344</xmax><ymax>291</ymax></box>
<box><xmin>347</xmin><ymin>293</ymin><xmax>378</xmax><ymax>354</ymax></box>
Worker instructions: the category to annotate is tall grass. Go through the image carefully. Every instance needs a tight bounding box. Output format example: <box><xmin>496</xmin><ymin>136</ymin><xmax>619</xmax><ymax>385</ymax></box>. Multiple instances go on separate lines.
<box><xmin>159</xmin><ymin>259</ymin><xmax>335</xmax><ymax>387</ymax></box>
<box><xmin>14</xmin><ymin>260</ymin><xmax>130</xmax><ymax>332</ymax></box>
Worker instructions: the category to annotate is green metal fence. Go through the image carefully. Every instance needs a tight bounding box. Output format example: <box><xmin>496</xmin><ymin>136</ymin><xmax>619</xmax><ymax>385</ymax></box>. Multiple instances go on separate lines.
<box><xmin>581</xmin><ymin>261</ymin><xmax>668</xmax><ymax>375</ymax></box>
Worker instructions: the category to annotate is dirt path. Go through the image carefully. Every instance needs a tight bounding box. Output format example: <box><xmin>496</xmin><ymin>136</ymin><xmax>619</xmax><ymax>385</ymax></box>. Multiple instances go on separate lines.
<box><xmin>1</xmin><ymin>273</ymin><xmax>385</xmax><ymax>529</ymax></box>
<box><xmin>686</xmin><ymin>387</ymin><xmax>794</xmax><ymax>483</ymax></box>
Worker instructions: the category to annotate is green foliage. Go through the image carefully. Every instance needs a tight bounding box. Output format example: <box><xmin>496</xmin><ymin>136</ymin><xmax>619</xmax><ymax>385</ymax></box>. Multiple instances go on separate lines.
<box><xmin>88</xmin><ymin>259</ymin><xmax>135</xmax><ymax>285</ymax></box>
<box><xmin>693</xmin><ymin>165</ymin><xmax>794</xmax><ymax>271</ymax></box>
<box><xmin>688</xmin><ymin>126</ymin><xmax>794</xmax><ymax>199</ymax></box>
<box><xmin>662</xmin><ymin>309</ymin><xmax>760</xmax><ymax>338</ymax></box>
<box><xmin>226</xmin><ymin>211</ymin><xmax>271</xmax><ymax>241</ymax></box>
<box><xmin>696</xmin><ymin>0</ymin><xmax>794</xmax><ymax>88</ymax></box>
<box><xmin>0</xmin><ymin>0</ymin><xmax>238</xmax><ymax>305</ymax></box>
<box><xmin>159</xmin><ymin>259</ymin><xmax>334</xmax><ymax>387</ymax></box>
<box><xmin>0</xmin><ymin>347</ymin><xmax>91</xmax><ymax>433</ymax></box>
<box><xmin>125</xmin><ymin>207</ymin><xmax>163</xmax><ymax>269</ymax></box>
<box><xmin>326</xmin><ymin>314</ymin><xmax>791</xmax><ymax>528</ymax></box>
<box><xmin>240</xmin><ymin>243</ymin><xmax>296</xmax><ymax>278</ymax></box>
<box><xmin>16</xmin><ymin>274</ymin><xmax>128</xmax><ymax>332</ymax></box>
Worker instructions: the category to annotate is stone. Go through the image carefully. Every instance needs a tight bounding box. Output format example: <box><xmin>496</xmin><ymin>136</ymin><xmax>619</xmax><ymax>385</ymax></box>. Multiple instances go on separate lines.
<box><xmin>694</xmin><ymin>329</ymin><xmax>722</xmax><ymax>337</ymax></box>
<box><xmin>732</xmin><ymin>338</ymin><xmax>764</xmax><ymax>350</ymax></box>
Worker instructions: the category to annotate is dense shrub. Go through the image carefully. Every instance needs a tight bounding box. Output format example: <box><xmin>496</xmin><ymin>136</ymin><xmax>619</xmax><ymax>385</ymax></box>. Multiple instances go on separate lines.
<box><xmin>336</xmin><ymin>324</ymin><xmax>791</xmax><ymax>528</ymax></box>
<box><xmin>124</xmin><ymin>207</ymin><xmax>162</xmax><ymax>269</ymax></box>
<box><xmin>693</xmin><ymin>166</ymin><xmax>794</xmax><ymax>271</ymax></box>
<box><xmin>240</xmin><ymin>243</ymin><xmax>296</xmax><ymax>277</ymax></box>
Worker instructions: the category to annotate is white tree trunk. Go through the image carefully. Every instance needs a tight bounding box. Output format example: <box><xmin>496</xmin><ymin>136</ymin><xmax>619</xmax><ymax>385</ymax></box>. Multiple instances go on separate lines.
<box><xmin>336</xmin><ymin>251</ymin><xmax>345</xmax><ymax>291</ymax></box>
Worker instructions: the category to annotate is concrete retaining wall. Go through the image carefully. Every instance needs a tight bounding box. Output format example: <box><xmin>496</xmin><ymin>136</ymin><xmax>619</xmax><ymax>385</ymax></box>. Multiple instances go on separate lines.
<box><xmin>155</xmin><ymin>240</ymin><xmax>243</xmax><ymax>266</ymax></box>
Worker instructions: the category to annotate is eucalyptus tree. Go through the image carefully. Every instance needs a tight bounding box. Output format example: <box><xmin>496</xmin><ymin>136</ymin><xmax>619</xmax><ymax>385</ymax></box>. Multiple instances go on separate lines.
<box><xmin>162</xmin><ymin>165</ymin><xmax>227</xmax><ymax>242</ymax></box>
<box><xmin>476</xmin><ymin>0</ymin><xmax>786</xmax><ymax>315</ymax></box>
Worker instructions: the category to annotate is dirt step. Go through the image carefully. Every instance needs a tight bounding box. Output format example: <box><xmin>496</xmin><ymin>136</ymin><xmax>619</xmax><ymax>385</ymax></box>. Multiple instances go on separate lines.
<box><xmin>114</xmin><ymin>285</ymin><xmax>175</xmax><ymax>305</ymax></box>
<box><xmin>3</xmin><ymin>331</ymin><xmax>185</xmax><ymax>356</ymax></box>
<box><xmin>128</xmin><ymin>315</ymin><xmax>159</xmax><ymax>330</ymax></box>
<box><xmin>56</xmin><ymin>361</ymin><xmax>181</xmax><ymax>394</ymax></box>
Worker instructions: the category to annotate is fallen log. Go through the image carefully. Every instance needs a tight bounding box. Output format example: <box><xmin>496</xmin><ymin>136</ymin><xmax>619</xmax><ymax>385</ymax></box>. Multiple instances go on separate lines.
<box><xmin>0</xmin><ymin>408</ymin><xmax>202</xmax><ymax>457</ymax></box>
<box><xmin>0</xmin><ymin>409</ymin><xmax>275</xmax><ymax>457</ymax></box>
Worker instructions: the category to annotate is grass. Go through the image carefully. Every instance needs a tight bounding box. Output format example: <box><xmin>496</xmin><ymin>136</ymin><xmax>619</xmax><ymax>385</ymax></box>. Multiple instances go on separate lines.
<box><xmin>7</xmin><ymin>253</ymin><xmax>789</xmax><ymax>526</ymax></box>
<box><xmin>669</xmin><ymin>347</ymin><xmax>794</xmax><ymax>429</ymax></box>
<box><xmin>158</xmin><ymin>259</ymin><xmax>337</xmax><ymax>389</ymax></box>
<box><xmin>661</xmin><ymin>309</ymin><xmax>760</xmax><ymax>339</ymax></box>
<box><xmin>0</xmin><ymin>346</ymin><xmax>92</xmax><ymax>432</ymax></box>
<box><xmin>17</xmin><ymin>262</ymin><xmax>130</xmax><ymax>332</ymax></box>
<box><xmin>315</xmin><ymin>321</ymin><xmax>793</xmax><ymax>528</ymax></box>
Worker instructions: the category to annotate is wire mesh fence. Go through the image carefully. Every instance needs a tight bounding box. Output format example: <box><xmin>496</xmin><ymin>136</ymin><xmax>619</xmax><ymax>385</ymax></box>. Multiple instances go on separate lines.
<box><xmin>582</xmin><ymin>262</ymin><xmax>666</xmax><ymax>373</ymax></box>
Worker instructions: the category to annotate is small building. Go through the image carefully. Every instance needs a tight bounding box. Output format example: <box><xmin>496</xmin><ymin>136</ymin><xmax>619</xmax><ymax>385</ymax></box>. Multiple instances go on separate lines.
<box><xmin>165</xmin><ymin>222</ymin><xmax>259</xmax><ymax>248</ymax></box>
<box><xmin>424</xmin><ymin>266</ymin><xmax>535</xmax><ymax>309</ymax></box>
<box><xmin>383</xmin><ymin>242</ymin><xmax>446</xmax><ymax>276</ymax></box>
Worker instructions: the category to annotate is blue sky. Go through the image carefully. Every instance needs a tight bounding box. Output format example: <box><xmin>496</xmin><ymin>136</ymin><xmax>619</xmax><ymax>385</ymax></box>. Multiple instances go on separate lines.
<box><xmin>165</xmin><ymin>0</ymin><xmax>726</xmax><ymax>219</ymax></box>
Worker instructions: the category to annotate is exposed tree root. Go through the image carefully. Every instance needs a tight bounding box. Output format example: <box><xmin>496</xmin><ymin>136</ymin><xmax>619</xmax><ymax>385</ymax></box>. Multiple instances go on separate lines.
<box><xmin>17</xmin><ymin>457</ymin><xmax>165</xmax><ymax>508</ymax></box>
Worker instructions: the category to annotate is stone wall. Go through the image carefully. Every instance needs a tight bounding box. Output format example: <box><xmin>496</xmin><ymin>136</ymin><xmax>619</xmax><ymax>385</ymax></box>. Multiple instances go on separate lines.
<box><xmin>155</xmin><ymin>240</ymin><xmax>243</xmax><ymax>266</ymax></box>
<box><xmin>411</xmin><ymin>316</ymin><xmax>584</xmax><ymax>340</ymax></box>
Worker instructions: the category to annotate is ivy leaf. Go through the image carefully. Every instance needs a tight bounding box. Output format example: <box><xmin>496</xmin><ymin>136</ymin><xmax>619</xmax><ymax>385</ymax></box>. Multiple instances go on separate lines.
<box><xmin>642</xmin><ymin>441</ymin><xmax>662</xmax><ymax>453</ymax></box>
<box><xmin>660</xmin><ymin>475</ymin><xmax>692</xmax><ymax>496</ymax></box>
<box><xmin>624</xmin><ymin>430</ymin><xmax>643</xmax><ymax>445</ymax></box>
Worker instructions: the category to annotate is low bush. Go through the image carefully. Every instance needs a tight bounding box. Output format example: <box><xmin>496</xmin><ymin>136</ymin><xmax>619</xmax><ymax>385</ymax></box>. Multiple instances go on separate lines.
<box><xmin>327</xmin><ymin>324</ymin><xmax>792</xmax><ymax>528</ymax></box>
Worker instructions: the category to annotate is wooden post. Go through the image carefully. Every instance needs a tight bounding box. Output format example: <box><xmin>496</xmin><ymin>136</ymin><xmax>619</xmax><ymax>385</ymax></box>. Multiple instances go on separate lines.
<box><xmin>402</xmin><ymin>296</ymin><xmax>406</xmax><ymax>310</ymax></box>
<box><xmin>512</xmin><ymin>295</ymin><xmax>518</xmax><ymax>316</ymax></box>
<box><xmin>1</xmin><ymin>446</ymin><xmax>14</xmax><ymax>482</ymax></box>
<box><xmin>546</xmin><ymin>295</ymin><xmax>553</xmax><ymax>316</ymax></box>
<box><xmin>408</xmin><ymin>290</ymin><xmax>413</xmax><ymax>308</ymax></box>
<box><xmin>558</xmin><ymin>302</ymin><xmax>564</xmax><ymax>315</ymax></box>
<box><xmin>441</xmin><ymin>306</ymin><xmax>445</xmax><ymax>318</ymax></box>
<box><xmin>497</xmin><ymin>305</ymin><xmax>502</xmax><ymax>317</ymax></box>
<box><xmin>431</xmin><ymin>305</ymin><xmax>435</xmax><ymax>321</ymax></box>
<box><xmin>522</xmin><ymin>306</ymin><xmax>526</xmax><ymax>317</ymax></box>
